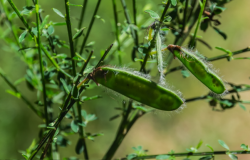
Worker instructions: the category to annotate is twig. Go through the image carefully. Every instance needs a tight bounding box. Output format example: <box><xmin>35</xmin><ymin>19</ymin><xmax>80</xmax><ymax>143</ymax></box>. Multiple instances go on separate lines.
<box><xmin>79</xmin><ymin>0</ymin><xmax>102</xmax><ymax>55</ymax></box>
<box><xmin>112</xmin><ymin>0</ymin><xmax>122</xmax><ymax>65</ymax></box>
<box><xmin>121</xmin><ymin>150</ymin><xmax>250</xmax><ymax>160</ymax></box>
<box><xmin>190</xmin><ymin>0</ymin><xmax>206</xmax><ymax>47</ymax></box>
<box><xmin>75</xmin><ymin>0</ymin><xmax>88</xmax><ymax>51</ymax></box>
<box><xmin>35</xmin><ymin>0</ymin><xmax>48</xmax><ymax>126</ymax></box>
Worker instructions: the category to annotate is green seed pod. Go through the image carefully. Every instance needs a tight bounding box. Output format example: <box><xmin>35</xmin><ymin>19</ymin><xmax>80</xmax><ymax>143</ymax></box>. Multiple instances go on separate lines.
<box><xmin>90</xmin><ymin>66</ymin><xmax>184</xmax><ymax>111</ymax></box>
<box><xmin>167</xmin><ymin>45</ymin><xmax>226</xmax><ymax>94</ymax></box>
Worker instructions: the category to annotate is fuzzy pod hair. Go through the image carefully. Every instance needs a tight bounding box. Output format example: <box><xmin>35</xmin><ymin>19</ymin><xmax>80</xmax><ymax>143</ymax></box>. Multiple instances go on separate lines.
<box><xmin>167</xmin><ymin>45</ymin><xmax>226</xmax><ymax>95</ymax></box>
<box><xmin>90</xmin><ymin>66</ymin><xmax>184</xmax><ymax>111</ymax></box>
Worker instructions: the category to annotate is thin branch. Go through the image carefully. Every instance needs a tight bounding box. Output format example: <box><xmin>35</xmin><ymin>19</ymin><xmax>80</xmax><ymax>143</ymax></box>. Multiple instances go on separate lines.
<box><xmin>122</xmin><ymin>150</ymin><xmax>250</xmax><ymax>160</ymax></box>
<box><xmin>112</xmin><ymin>0</ymin><xmax>122</xmax><ymax>65</ymax></box>
<box><xmin>79</xmin><ymin>0</ymin><xmax>102</xmax><ymax>55</ymax></box>
<box><xmin>190</xmin><ymin>0</ymin><xmax>206</xmax><ymax>47</ymax></box>
<box><xmin>35</xmin><ymin>0</ymin><xmax>48</xmax><ymax>126</ymax></box>
<box><xmin>75</xmin><ymin>0</ymin><xmax>88</xmax><ymax>51</ymax></box>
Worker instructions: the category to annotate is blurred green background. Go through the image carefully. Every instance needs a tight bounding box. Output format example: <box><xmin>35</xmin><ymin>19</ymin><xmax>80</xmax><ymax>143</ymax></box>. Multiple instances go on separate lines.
<box><xmin>0</xmin><ymin>0</ymin><xmax>250</xmax><ymax>159</ymax></box>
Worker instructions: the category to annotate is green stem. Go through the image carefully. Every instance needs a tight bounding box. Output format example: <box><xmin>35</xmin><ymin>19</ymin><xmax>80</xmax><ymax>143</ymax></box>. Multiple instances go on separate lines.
<box><xmin>6</xmin><ymin>0</ymin><xmax>72</xmax><ymax>79</ymax></box>
<box><xmin>35</xmin><ymin>0</ymin><xmax>48</xmax><ymax>126</ymax></box>
<box><xmin>190</xmin><ymin>0</ymin><xmax>206</xmax><ymax>47</ymax></box>
<box><xmin>140</xmin><ymin>1</ymin><xmax>171</xmax><ymax>72</ymax></box>
<box><xmin>0</xmin><ymin>71</ymin><xmax>43</xmax><ymax>118</ymax></box>
<box><xmin>75</xmin><ymin>0</ymin><xmax>88</xmax><ymax>51</ymax></box>
<box><xmin>103</xmin><ymin>101</ymin><xmax>133</xmax><ymax>160</ymax></box>
<box><xmin>79</xmin><ymin>0</ymin><xmax>102</xmax><ymax>55</ymax></box>
<box><xmin>112</xmin><ymin>0</ymin><xmax>122</xmax><ymax>65</ymax></box>
<box><xmin>180</xmin><ymin>0</ymin><xmax>189</xmax><ymax>36</ymax></box>
<box><xmin>122</xmin><ymin>150</ymin><xmax>250</xmax><ymax>160</ymax></box>
<box><xmin>132</xmin><ymin>0</ymin><xmax>139</xmax><ymax>47</ymax></box>
<box><xmin>64</xmin><ymin>0</ymin><xmax>76</xmax><ymax>77</ymax></box>
<box><xmin>185</xmin><ymin>84</ymin><xmax>250</xmax><ymax>103</ymax></box>
<box><xmin>120</xmin><ymin>0</ymin><xmax>136</xmax><ymax>44</ymax></box>
<box><xmin>165</xmin><ymin>47</ymin><xmax>250</xmax><ymax>75</ymax></box>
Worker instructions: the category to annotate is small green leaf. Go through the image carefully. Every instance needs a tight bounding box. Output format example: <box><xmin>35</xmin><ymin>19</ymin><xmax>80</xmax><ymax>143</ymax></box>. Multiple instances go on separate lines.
<box><xmin>240</xmin><ymin>144</ymin><xmax>248</xmax><ymax>150</ymax></box>
<box><xmin>161</xmin><ymin>28</ymin><xmax>170</xmax><ymax>31</ymax></box>
<box><xmin>85</xmin><ymin>114</ymin><xmax>97</xmax><ymax>122</ymax></box>
<box><xmin>31</xmin><ymin>27</ymin><xmax>38</xmax><ymax>36</ymax></box>
<box><xmin>127</xmin><ymin>153</ymin><xmax>137</xmax><ymax>160</ymax></box>
<box><xmin>199</xmin><ymin>155</ymin><xmax>213</xmax><ymax>160</ymax></box>
<box><xmin>22</xmin><ymin>153</ymin><xmax>29</xmax><ymax>160</ymax></box>
<box><xmin>71</xmin><ymin>120</ymin><xmax>79</xmax><ymax>133</ymax></box>
<box><xmin>47</xmin><ymin>25</ymin><xmax>54</xmax><ymax>35</ymax></box>
<box><xmin>144</xmin><ymin>10</ymin><xmax>160</xmax><ymax>19</ymax></box>
<box><xmin>14</xmin><ymin>77</ymin><xmax>25</xmax><ymax>85</ymax></box>
<box><xmin>52</xmin><ymin>22</ymin><xmax>67</xmax><ymax>26</ymax></box>
<box><xmin>196</xmin><ymin>140</ymin><xmax>203</xmax><ymax>149</ymax></box>
<box><xmin>238</xmin><ymin>103</ymin><xmax>246</xmax><ymax>111</ymax></box>
<box><xmin>19</xmin><ymin>30</ymin><xmax>28</xmax><ymax>42</ymax></box>
<box><xmin>40</xmin><ymin>15</ymin><xmax>49</xmax><ymax>29</ymax></box>
<box><xmin>52</xmin><ymin>8</ymin><xmax>65</xmax><ymax>18</ymax></box>
<box><xmin>156</xmin><ymin>155</ymin><xmax>170</xmax><ymax>160</ymax></box>
<box><xmin>77</xmin><ymin>121</ymin><xmax>86</xmax><ymax>127</ymax></box>
<box><xmin>171</xmin><ymin>0</ymin><xmax>177</xmax><ymax>6</ymax></box>
<box><xmin>213</xmin><ymin>27</ymin><xmax>227</xmax><ymax>40</ymax></box>
<box><xmin>55</xmin><ymin>53</ymin><xmax>67</xmax><ymax>59</ymax></box>
<box><xmin>6</xmin><ymin>90</ymin><xmax>21</xmax><ymax>98</ymax></box>
<box><xmin>206</xmin><ymin>144</ymin><xmax>214</xmax><ymax>152</ymax></box>
<box><xmin>68</xmin><ymin>3</ymin><xmax>83</xmax><ymax>7</ymax></box>
<box><xmin>81</xmin><ymin>110</ymin><xmax>87</xmax><ymax>119</ymax></box>
<box><xmin>181</xmin><ymin>70</ymin><xmax>190</xmax><ymax>78</ymax></box>
<box><xmin>73</xmin><ymin>27</ymin><xmax>86</xmax><ymax>40</ymax></box>
<box><xmin>86</xmin><ymin>41</ymin><xmax>95</xmax><ymax>47</ymax></box>
<box><xmin>81</xmin><ymin>95</ymin><xmax>101</xmax><ymax>101</ymax></box>
<box><xmin>163</xmin><ymin>15</ymin><xmax>172</xmax><ymax>22</ymax></box>
<box><xmin>75</xmin><ymin>138</ymin><xmax>84</xmax><ymax>154</ymax></box>
<box><xmin>60</xmin><ymin>78</ymin><xmax>70</xmax><ymax>94</ymax></box>
<box><xmin>218</xmin><ymin>140</ymin><xmax>230</xmax><ymax>150</ymax></box>
<box><xmin>71</xmin><ymin>85</ymin><xmax>79</xmax><ymax>99</ymax></box>
<box><xmin>228</xmin><ymin>153</ymin><xmax>238</xmax><ymax>160</ymax></box>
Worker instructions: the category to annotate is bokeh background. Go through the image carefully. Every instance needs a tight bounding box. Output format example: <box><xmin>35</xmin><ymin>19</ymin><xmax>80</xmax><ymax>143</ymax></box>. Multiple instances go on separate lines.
<box><xmin>0</xmin><ymin>0</ymin><xmax>250</xmax><ymax>159</ymax></box>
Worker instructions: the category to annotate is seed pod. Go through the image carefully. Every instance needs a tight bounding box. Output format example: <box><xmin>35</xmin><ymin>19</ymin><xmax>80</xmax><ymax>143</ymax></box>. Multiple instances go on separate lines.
<box><xmin>167</xmin><ymin>45</ymin><xmax>226</xmax><ymax>94</ymax></box>
<box><xmin>90</xmin><ymin>66</ymin><xmax>184</xmax><ymax>111</ymax></box>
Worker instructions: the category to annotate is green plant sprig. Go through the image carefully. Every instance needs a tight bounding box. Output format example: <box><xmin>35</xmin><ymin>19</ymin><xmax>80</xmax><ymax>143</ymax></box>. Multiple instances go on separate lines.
<box><xmin>164</xmin><ymin>46</ymin><xmax>250</xmax><ymax>75</ymax></box>
<box><xmin>140</xmin><ymin>1</ymin><xmax>171</xmax><ymax>73</ymax></box>
<box><xmin>29</xmin><ymin>44</ymin><xmax>112</xmax><ymax>160</ymax></box>
<box><xmin>0</xmin><ymin>70</ymin><xmax>44</xmax><ymax>118</ymax></box>
<box><xmin>6</xmin><ymin>0</ymin><xmax>73</xmax><ymax>79</ymax></box>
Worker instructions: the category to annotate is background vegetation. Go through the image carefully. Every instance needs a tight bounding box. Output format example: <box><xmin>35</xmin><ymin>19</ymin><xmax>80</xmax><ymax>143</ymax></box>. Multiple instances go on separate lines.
<box><xmin>0</xmin><ymin>0</ymin><xmax>250</xmax><ymax>159</ymax></box>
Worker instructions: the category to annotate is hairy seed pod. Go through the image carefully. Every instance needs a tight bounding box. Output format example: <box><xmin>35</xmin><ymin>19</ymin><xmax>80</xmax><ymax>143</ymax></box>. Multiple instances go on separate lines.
<box><xmin>90</xmin><ymin>67</ymin><xmax>184</xmax><ymax>111</ymax></box>
<box><xmin>167</xmin><ymin>45</ymin><xmax>226</xmax><ymax>94</ymax></box>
